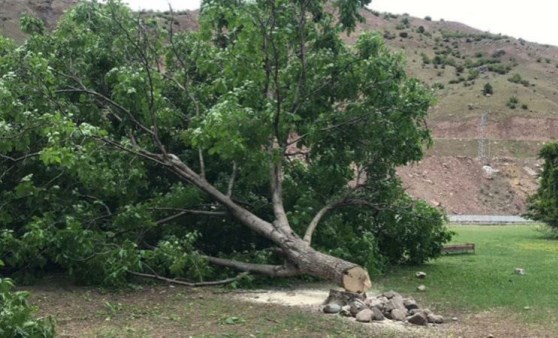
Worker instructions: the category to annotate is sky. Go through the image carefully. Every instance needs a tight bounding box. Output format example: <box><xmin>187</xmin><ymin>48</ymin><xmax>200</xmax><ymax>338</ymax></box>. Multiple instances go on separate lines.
<box><xmin>122</xmin><ymin>0</ymin><xmax>558</xmax><ymax>47</ymax></box>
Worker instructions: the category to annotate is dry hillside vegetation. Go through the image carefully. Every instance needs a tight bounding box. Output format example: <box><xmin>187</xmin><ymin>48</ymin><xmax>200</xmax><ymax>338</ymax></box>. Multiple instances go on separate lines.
<box><xmin>3</xmin><ymin>1</ymin><xmax>558</xmax><ymax>214</ymax></box>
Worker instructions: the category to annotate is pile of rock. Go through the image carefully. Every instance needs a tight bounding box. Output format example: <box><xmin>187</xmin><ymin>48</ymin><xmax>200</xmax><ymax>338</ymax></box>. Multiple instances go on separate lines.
<box><xmin>322</xmin><ymin>289</ymin><xmax>444</xmax><ymax>326</ymax></box>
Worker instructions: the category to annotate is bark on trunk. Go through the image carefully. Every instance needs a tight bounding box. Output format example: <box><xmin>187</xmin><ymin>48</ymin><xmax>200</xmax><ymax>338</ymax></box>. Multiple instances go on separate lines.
<box><xmin>278</xmin><ymin>234</ymin><xmax>371</xmax><ymax>293</ymax></box>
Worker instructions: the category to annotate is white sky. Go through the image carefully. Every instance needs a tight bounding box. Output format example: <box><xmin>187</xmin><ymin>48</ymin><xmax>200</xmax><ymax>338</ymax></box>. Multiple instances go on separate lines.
<box><xmin>123</xmin><ymin>0</ymin><xmax>558</xmax><ymax>47</ymax></box>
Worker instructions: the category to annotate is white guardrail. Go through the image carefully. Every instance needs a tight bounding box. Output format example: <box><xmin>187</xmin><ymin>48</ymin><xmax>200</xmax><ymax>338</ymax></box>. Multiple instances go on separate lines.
<box><xmin>447</xmin><ymin>215</ymin><xmax>534</xmax><ymax>224</ymax></box>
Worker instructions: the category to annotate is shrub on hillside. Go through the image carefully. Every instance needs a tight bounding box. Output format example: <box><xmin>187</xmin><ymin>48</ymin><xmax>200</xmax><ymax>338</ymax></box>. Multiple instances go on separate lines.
<box><xmin>483</xmin><ymin>82</ymin><xmax>493</xmax><ymax>95</ymax></box>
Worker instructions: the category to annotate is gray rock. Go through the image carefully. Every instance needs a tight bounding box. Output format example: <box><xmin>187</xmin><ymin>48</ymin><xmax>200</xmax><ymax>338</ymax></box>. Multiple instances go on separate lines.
<box><xmin>427</xmin><ymin>313</ymin><xmax>444</xmax><ymax>324</ymax></box>
<box><xmin>383</xmin><ymin>290</ymin><xmax>398</xmax><ymax>299</ymax></box>
<box><xmin>417</xmin><ymin>285</ymin><xmax>427</xmax><ymax>292</ymax></box>
<box><xmin>323</xmin><ymin>303</ymin><xmax>341</xmax><ymax>314</ymax></box>
<box><xmin>365</xmin><ymin>297</ymin><xmax>384</xmax><ymax>309</ymax></box>
<box><xmin>349</xmin><ymin>299</ymin><xmax>367</xmax><ymax>316</ymax></box>
<box><xmin>416</xmin><ymin>271</ymin><xmax>427</xmax><ymax>279</ymax></box>
<box><xmin>391</xmin><ymin>295</ymin><xmax>408</xmax><ymax>313</ymax></box>
<box><xmin>408</xmin><ymin>308</ymin><xmax>422</xmax><ymax>316</ymax></box>
<box><xmin>340</xmin><ymin>305</ymin><xmax>352</xmax><ymax>317</ymax></box>
<box><xmin>452</xmin><ymin>317</ymin><xmax>458</xmax><ymax>321</ymax></box>
<box><xmin>407</xmin><ymin>312</ymin><xmax>428</xmax><ymax>326</ymax></box>
<box><xmin>322</xmin><ymin>303</ymin><xmax>341</xmax><ymax>313</ymax></box>
<box><xmin>370</xmin><ymin>306</ymin><xmax>385</xmax><ymax>321</ymax></box>
<box><xmin>383</xmin><ymin>300</ymin><xmax>396</xmax><ymax>313</ymax></box>
<box><xmin>355</xmin><ymin>308</ymin><xmax>374</xmax><ymax>323</ymax></box>
<box><xmin>403</xmin><ymin>298</ymin><xmax>419</xmax><ymax>310</ymax></box>
<box><xmin>391</xmin><ymin>309</ymin><xmax>407</xmax><ymax>322</ymax></box>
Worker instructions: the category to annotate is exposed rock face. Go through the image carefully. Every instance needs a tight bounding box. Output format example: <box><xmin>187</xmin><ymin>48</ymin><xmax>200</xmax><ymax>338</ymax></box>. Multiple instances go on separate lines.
<box><xmin>321</xmin><ymin>289</ymin><xmax>444</xmax><ymax>326</ymax></box>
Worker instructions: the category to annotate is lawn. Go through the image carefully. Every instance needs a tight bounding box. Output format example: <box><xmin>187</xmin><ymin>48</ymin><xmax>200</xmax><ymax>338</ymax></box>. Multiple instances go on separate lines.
<box><xmin>26</xmin><ymin>224</ymin><xmax>558</xmax><ymax>337</ymax></box>
<box><xmin>374</xmin><ymin>224</ymin><xmax>558</xmax><ymax>328</ymax></box>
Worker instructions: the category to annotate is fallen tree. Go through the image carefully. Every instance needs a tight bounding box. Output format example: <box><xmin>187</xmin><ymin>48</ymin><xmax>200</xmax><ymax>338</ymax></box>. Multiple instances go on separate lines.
<box><xmin>0</xmin><ymin>0</ymin><xmax>450</xmax><ymax>288</ymax></box>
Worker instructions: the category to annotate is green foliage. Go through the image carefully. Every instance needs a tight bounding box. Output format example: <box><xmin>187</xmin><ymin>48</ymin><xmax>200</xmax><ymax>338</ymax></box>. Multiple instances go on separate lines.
<box><xmin>0</xmin><ymin>260</ymin><xmax>55</xmax><ymax>337</ymax></box>
<box><xmin>0</xmin><ymin>0</ymin><xmax>449</xmax><ymax>286</ymax></box>
<box><xmin>483</xmin><ymin>82</ymin><xmax>494</xmax><ymax>95</ymax></box>
<box><xmin>526</xmin><ymin>143</ymin><xmax>558</xmax><ymax>228</ymax></box>
<box><xmin>508</xmin><ymin>73</ymin><xmax>530</xmax><ymax>87</ymax></box>
<box><xmin>20</xmin><ymin>15</ymin><xmax>45</xmax><ymax>35</ymax></box>
<box><xmin>507</xmin><ymin>96</ymin><xmax>520</xmax><ymax>109</ymax></box>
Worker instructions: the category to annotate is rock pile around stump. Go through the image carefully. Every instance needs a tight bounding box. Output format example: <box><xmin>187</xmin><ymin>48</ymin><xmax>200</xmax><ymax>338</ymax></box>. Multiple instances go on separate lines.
<box><xmin>322</xmin><ymin>289</ymin><xmax>444</xmax><ymax>326</ymax></box>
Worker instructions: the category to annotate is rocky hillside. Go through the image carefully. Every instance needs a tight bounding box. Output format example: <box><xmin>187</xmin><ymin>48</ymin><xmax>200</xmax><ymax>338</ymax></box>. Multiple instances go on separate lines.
<box><xmin>3</xmin><ymin>1</ymin><xmax>557</xmax><ymax>215</ymax></box>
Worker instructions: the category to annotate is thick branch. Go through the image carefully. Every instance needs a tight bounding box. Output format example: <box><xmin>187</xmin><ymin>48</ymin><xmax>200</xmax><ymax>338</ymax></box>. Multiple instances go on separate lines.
<box><xmin>205</xmin><ymin>256</ymin><xmax>300</xmax><ymax>278</ymax></box>
<box><xmin>304</xmin><ymin>199</ymin><xmax>381</xmax><ymax>244</ymax></box>
<box><xmin>227</xmin><ymin>161</ymin><xmax>237</xmax><ymax>197</ymax></box>
<box><xmin>129</xmin><ymin>270</ymin><xmax>249</xmax><ymax>287</ymax></box>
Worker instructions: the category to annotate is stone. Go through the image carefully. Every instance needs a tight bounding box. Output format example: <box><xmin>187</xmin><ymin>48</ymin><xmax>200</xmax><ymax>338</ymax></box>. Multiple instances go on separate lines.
<box><xmin>407</xmin><ymin>312</ymin><xmax>428</xmax><ymax>326</ymax></box>
<box><xmin>427</xmin><ymin>313</ymin><xmax>444</xmax><ymax>324</ymax></box>
<box><xmin>323</xmin><ymin>303</ymin><xmax>341</xmax><ymax>314</ymax></box>
<box><xmin>417</xmin><ymin>285</ymin><xmax>427</xmax><ymax>292</ymax></box>
<box><xmin>349</xmin><ymin>299</ymin><xmax>367</xmax><ymax>316</ymax></box>
<box><xmin>408</xmin><ymin>308</ymin><xmax>422</xmax><ymax>316</ymax></box>
<box><xmin>514</xmin><ymin>268</ymin><xmax>525</xmax><ymax>275</ymax></box>
<box><xmin>391</xmin><ymin>309</ymin><xmax>407</xmax><ymax>322</ymax></box>
<box><xmin>391</xmin><ymin>295</ymin><xmax>408</xmax><ymax>313</ymax></box>
<box><xmin>370</xmin><ymin>307</ymin><xmax>385</xmax><ymax>321</ymax></box>
<box><xmin>382</xmin><ymin>290</ymin><xmax>398</xmax><ymax>299</ymax></box>
<box><xmin>340</xmin><ymin>305</ymin><xmax>352</xmax><ymax>317</ymax></box>
<box><xmin>403</xmin><ymin>298</ymin><xmax>419</xmax><ymax>310</ymax></box>
<box><xmin>383</xmin><ymin>300</ymin><xmax>396</xmax><ymax>313</ymax></box>
<box><xmin>415</xmin><ymin>271</ymin><xmax>427</xmax><ymax>279</ymax></box>
<box><xmin>364</xmin><ymin>297</ymin><xmax>385</xmax><ymax>309</ymax></box>
<box><xmin>355</xmin><ymin>308</ymin><xmax>374</xmax><ymax>323</ymax></box>
<box><xmin>452</xmin><ymin>317</ymin><xmax>458</xmax><ymax>321</ymax></box>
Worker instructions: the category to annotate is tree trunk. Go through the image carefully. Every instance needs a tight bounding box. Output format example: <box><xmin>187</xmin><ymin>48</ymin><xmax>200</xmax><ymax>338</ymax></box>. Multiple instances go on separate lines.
<box><xmin>278</xmin><ymin>233</ymin><xmax>371</xmax><ymax>293</ymax></box>
<box><xmin>164</xmin><ymin>155</ymin><xmax>371</xmax><ymax>293</ymax></box>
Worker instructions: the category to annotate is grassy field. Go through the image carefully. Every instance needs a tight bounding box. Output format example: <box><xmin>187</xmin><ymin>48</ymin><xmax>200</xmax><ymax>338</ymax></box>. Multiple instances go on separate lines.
<box><xmin>26</xmin><ymin>224</ymin><xmax>558</xmax><ymax>337</ymax></box>
<box><xmin>374</xmin><ymin>224</ymin><xmax>558</xmax><ymax>328</ymax></box>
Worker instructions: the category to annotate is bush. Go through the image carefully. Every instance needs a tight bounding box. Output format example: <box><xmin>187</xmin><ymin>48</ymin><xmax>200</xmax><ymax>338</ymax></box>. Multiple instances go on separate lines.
<box><xmin>417</xmin><ymin>26</ymin><xmax>425</xmax><ymax>34</ymax></box>
<box><xmin>0</xmin><ymin>261</ymin><xmax>55</xmax><ymax>338</ymax></box>
<box><xmin>399</xmin><ymin>32</ymin><xmax>409</xmax><ymax>38</ymax></box>
<box><xmin>424</xmin><ymin>16</ymin><xmax>432</xmax><ymax>21</ymax></box>
<box><xmin>483</xmin><ymin>82</ymin><xmax>493</xmax><ymax>95</ymax></box>
<box><xmin>508</xmin><ymin>73</ymin><xmax>530</xmax><ymax>86</ymax></box>
<box><xmin>507</xmin><ymin>96</ymin><xmax>519</xmax><ymax>109</ymax></box>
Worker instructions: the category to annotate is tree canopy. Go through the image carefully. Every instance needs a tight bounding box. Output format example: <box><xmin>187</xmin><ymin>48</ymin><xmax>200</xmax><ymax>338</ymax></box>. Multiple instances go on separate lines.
<box><xmin>526</xmin><ymin>143</ymin><xmax>558</xmax><ymax>228</ymax></box>
<box><xmin>0</xmin><ymin>0</ymin><xmax>450</xmax><ymax>287</ymax></box>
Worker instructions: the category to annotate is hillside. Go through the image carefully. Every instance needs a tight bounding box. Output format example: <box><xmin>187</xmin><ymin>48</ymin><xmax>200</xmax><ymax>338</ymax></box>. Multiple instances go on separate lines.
<box><xmin>2</xmin><ymin>1</ymin><xmax>557</xmax><ymax>215</ymax></box>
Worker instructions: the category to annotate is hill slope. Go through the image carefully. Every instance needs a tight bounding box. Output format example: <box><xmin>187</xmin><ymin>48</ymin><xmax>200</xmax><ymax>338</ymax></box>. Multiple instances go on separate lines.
<box><xmin>3</xmin><ymin>1</ymin><xmax>557</xmax><ymax>215</ymax></box>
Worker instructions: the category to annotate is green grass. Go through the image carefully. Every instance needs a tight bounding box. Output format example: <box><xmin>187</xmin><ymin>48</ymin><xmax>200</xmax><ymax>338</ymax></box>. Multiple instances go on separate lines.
<box><xmin>374</xmin><ymin>225</ymin><xmax>558</xmax><ymax>327</ymax></box>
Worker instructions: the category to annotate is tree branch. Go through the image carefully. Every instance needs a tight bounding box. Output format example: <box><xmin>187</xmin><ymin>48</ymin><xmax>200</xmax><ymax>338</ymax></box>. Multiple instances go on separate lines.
<box><xmin>304</xmin><ymin>199</ymin><xmax>382</xmax><ymax>244</ymax></box>
<box><xmin>204</xmin><ymin>256</ymin><xmax>300</xmax><ymax>278</ymax></box>
<box><xmin>154</xmin><ymin>208</ymin><xmax>227</xmax><ymax>225</ymax></box>
<box><xmin>227</xmin><ymin>161</ymin><xmax>237</xmax><ymax>197</ymax></box>
<box><xmin>128</xmin><ymin>270</ymin><xmax>249</xmax><ymax>287</ymax></box>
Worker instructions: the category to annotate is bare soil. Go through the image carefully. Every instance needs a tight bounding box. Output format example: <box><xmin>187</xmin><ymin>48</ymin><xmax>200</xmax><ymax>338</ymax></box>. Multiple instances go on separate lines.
<box><xmin>25</xmin><ymin>280</ymin><xmax>556</xmax><ymax>337</ymax></box>
<box><xmin>398</xmin><ymin>155</ymin><xmax>541</xmax><ymax>215</ymax></box>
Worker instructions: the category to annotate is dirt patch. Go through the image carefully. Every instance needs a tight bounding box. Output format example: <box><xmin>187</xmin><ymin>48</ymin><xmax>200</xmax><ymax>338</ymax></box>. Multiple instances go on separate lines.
<box><xmin>398</xmin><ymin>155</ymin><xmax>541</xmax><ymax>215</ymax></box>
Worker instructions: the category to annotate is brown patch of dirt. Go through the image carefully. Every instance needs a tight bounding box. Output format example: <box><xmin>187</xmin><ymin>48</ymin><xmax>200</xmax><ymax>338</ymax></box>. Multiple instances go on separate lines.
<box><xmin>398</xmin><ymin>156</ymin><xmax>541</xmax><ymax>215</ymax></box>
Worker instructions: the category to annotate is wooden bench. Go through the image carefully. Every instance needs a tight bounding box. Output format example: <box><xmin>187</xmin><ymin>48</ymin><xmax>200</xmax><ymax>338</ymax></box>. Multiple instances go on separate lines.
<box><xmin>441</xmin><ymin>243</ymin><xmax>475</xmax><ymax>255</ymax></box>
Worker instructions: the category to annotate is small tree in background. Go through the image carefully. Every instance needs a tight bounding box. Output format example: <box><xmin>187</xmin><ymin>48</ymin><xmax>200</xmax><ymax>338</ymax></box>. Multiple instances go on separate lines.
<box><xmin>526</xmin><ymin>143</ymin><xmax>558</xmax><ymax>229</ymax></box>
